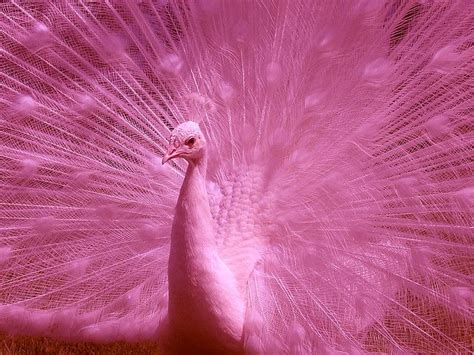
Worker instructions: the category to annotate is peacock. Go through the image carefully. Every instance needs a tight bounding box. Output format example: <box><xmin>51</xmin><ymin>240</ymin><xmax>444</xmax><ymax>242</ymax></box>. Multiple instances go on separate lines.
<box><xmin>0</xmin><ymin>0</ymin><xmax>473</xmax><ymax>353</ymax></box>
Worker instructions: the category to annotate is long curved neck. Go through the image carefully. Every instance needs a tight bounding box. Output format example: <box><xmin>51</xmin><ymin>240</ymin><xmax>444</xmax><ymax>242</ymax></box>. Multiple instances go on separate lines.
<box><xmin>167</xmin><ymin>149</ymin><xmax>244</xmax><ymax>352</ymax></box>
<box><xmin>170</xmin><ymin>151</ymin><xmax>214</xmax><ymax>253</ymax></box>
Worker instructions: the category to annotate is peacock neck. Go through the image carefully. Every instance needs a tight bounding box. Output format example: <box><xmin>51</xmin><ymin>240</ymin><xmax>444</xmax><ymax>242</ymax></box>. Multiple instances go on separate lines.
<box><xmin>170</xmin><ymin>151</ymin><xmax>214</xmax><ymax>252</ymax></box>
<box><xmin>167</xmin><ymin>148</ymin><xmax>245</xmax><ymax>352</ymax></box>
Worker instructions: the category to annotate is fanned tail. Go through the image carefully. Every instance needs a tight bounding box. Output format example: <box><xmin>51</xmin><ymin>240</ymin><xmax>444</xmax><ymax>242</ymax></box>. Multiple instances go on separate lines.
<box><xmin>0</xmin><ymin>1</ymin><xmax>472</xmax><ymax>352</ymax></box>
<box><xmin>182</xmin><ymin>1</ymin><xmax>473</xmax><ymax>353</ymax></box>
<box><xmin>0</xmin><ymin>1</ymin><xmax>186</xmax><ymax>341</ymax></box>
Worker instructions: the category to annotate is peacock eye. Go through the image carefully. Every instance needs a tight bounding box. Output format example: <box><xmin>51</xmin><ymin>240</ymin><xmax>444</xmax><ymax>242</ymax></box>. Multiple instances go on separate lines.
<box><xmin>185</xmin><ymin>137</ymin><xmax>196</xmax><ymax>147</ymax></box>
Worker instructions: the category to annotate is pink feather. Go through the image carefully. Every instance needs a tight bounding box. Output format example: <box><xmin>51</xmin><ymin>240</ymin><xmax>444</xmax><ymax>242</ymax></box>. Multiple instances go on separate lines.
<box><xmin>0</xmin><ymin>1</ymin><xmax>472</xmax><ymax>353</ymax></box>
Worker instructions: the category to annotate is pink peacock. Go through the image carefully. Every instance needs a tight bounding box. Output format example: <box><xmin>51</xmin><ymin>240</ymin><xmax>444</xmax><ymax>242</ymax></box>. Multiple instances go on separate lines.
<box><xmin>0</xmin><ymin>1</ymin><xmax>473</xmax><ymax>353</ymax></box>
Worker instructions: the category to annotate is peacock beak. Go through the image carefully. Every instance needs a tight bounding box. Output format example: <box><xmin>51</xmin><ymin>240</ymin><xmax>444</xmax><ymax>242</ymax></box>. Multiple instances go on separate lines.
<box><xmin>162</xmin><ymin>146</ymin><xmax>181</xmax><ymax>164</ymax></box>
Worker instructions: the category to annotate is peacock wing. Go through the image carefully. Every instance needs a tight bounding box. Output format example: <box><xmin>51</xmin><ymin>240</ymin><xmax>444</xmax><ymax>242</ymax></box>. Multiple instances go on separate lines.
<box><xmin>208</xmin><ymin>167</ymin><xmax>269</xmax><ymax>298</ymax></box>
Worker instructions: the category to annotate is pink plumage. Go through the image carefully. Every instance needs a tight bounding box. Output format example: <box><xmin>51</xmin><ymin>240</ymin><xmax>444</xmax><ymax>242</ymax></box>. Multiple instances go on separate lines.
<box><xmin>0</xmin><ymin>1</ymin><xmax>473</xmax><ymax>353</ymax></box>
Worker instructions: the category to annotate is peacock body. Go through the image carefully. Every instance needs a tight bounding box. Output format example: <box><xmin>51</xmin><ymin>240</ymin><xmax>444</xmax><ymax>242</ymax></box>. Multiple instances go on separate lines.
<box><xmin>0</xmin><ymin>0</ymin><xmax>473</xmax><ymax>353</ymax></box>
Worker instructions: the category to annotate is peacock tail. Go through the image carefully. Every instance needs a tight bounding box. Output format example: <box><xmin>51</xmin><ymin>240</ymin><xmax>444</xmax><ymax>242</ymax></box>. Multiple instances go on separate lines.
<box><xmin>0</xmin><ymin>1</ymin><xmax>473</xmax><ymax>353</ymax></box>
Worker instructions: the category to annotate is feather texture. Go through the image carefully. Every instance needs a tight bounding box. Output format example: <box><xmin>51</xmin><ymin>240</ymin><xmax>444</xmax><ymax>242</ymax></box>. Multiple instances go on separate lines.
<box><xmin>0</xmin><ymin>0</ymin><xmax>473</xmax><ymax>353</ymax></box>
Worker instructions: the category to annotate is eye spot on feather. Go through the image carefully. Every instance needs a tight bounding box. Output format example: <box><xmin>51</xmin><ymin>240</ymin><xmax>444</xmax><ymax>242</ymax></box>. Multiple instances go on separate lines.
<box><xmin>0</xmin><ymin>246</ymin><xmax>12</xmax><ymax>265</ymax></box>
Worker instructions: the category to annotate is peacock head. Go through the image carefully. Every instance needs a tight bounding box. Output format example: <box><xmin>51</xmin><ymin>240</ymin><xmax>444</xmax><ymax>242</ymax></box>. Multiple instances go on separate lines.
<box><xmin>162</xmin><ymin>121</ymin><xmax>206</xmax><ymax>164</ymax></box>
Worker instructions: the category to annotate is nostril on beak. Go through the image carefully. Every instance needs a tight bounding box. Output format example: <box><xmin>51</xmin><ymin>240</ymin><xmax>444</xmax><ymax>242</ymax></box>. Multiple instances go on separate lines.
<box><xmin>162</xmin><ymin>147</ymin><xmax>177</xmax><ymax>164</ymax></box>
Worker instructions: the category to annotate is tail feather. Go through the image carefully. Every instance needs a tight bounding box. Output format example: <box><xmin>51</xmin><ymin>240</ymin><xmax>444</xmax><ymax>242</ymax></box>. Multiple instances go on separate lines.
<box><xmin>0</xmin><ymin>0</ymin><xmax>472</xmax><ymax>352</ymax></box>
